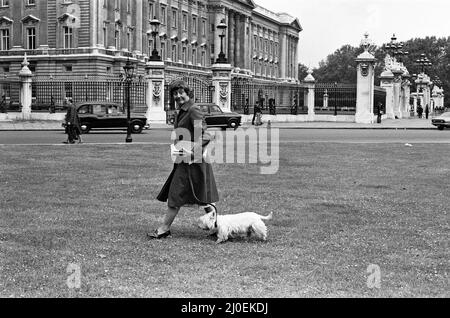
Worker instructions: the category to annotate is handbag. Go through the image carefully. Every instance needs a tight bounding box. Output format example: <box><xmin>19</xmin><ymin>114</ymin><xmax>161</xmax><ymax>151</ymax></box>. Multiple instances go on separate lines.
<box><xmin>170</xmin><ymin>140</ymin><xmax>208</xmax><ymax>164</ymax></box>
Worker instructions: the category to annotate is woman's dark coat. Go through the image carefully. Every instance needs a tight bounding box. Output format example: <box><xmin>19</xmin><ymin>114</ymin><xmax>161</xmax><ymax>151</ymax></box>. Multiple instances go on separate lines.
<box><xmin>157</xmin><ymin>99</ymin><xmax>219</xmax><ymax>207</ymax></box>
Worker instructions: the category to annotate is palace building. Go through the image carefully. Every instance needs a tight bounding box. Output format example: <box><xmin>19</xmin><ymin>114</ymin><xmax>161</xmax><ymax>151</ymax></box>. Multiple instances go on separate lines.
<box><xmin>0</xmin><ymin>0</ymin><xmax>302</xmax><ymax>82</ymax></box>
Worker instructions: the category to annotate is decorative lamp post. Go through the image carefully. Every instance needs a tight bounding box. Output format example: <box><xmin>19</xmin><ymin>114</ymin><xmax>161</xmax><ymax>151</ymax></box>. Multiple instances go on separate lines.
<box><xmin>149</xmin><ymin>16</ymin><xmax>161</xmax><ymax>61</ymax></box>
<box><xmin>415</xmin><ymin>53</ymin><xmax>432</xmax><ymax>74</ymax></box>
<box><xmin>216</xmin><ymin>19</ymin><xmax>227</xmax><ymax>63</ymax></box>
<box><xmin>123</xmin><ymin>58</ymin><xmax>135</xmax><ymax>143</ymax></box>
<box><xmin>334</xmin><ymin>82</ymin><xmax>338</xmax><ymax>116</ymax></box>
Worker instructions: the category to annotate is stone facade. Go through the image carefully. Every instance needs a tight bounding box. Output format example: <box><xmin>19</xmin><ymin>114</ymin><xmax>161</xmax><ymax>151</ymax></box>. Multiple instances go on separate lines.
<box><xmin>0</xmin><ymin>0</ymin><xmax>302</xmax><ymax>82</ymax></box>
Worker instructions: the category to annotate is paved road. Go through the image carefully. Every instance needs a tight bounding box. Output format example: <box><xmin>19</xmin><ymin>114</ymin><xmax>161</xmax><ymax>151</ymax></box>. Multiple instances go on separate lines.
<box><xmin>1</xmin><ymin>128</ymin><xmax>449</xmax><ymax>145</ymax></box>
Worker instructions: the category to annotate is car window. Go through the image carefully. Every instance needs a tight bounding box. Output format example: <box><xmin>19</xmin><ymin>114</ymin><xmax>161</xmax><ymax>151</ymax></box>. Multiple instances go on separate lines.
<box><xmin>78</xmin><ymin>105</ymin><xmax>91</xmax><ymax>114</ymax></box>
<box><xmin>200</xmin><ymin>105</ymin><xmax>209</xmax><ymax>114</ymax></box>
<box><xmin>107</xmin><ymin>105</ymin><xmax>118</xmax><ymax>115</ymax></box>
<box><xmin>93</xmin><ymin>104</ymin><xmax>107</xmax><ymax>115</ymax></box>
<box><xmin>210</xmin><ymin>105</ymin><xmax>222</xmax><ymax>114</ymax></box>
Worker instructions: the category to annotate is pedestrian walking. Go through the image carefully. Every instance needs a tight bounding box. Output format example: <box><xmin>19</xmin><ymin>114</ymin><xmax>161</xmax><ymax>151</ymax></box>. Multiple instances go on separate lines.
<box><xmin>149</xmin><ymin>80</ymin><xmax>219</xmax><ymax>239</ymax></box>
<box><xmin>417</xmin><ymin>105</ymin><xmax>423</xmax><ymax>119</ymax></box>
<box><xmin>252</xmin><ymin>101</ymin><xmax>262</xmax><ymax>126</ymax></box>
<box><xmin>63</xmin><ymin>98</ymin><xmax>82</xmax><ymax>144</ymax></box>
<box><xmin>425</xmin><ymin>104</ymin><xmax>429</xmax><ymax>119</ymax></box>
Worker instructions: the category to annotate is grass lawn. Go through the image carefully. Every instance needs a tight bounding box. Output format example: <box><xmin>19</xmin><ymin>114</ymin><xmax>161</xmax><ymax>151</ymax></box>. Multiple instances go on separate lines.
<box><xmin>0</xmin><ymin>141</ymin><xmax>448</xmax><ymax>298</ymax></box>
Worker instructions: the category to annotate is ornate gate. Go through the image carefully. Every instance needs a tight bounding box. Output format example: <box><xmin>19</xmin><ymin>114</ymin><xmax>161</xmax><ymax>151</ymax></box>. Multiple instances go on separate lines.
<box><xmin>164</xmin><ymin>74</ymin><xmax>213</xmax><ymax>111</ymax></box>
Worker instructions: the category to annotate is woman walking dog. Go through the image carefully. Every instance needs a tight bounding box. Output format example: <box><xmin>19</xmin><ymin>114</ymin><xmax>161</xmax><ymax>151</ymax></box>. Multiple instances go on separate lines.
<box><xmin>148</xmin><ymin>80</ymin><xmax>219</xmax><ymax>239</ymax></box>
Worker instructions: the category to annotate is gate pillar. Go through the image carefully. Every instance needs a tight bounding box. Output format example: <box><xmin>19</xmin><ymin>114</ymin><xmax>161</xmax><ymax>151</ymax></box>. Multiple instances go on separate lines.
<box><xmin>303</xmin><ymin>68</ymin><xmax>315</xmax><ymax>121</ymax></box>
<box><xmin>380</xmin><ymin>69</ymin><xmax>395</xmax><ymax>119</ymax></box>
<box><xmin>355</xmin><ymin>33</ymin><xmax>377</xmax><ymax>124</ymax></box>
<box><xmin>19</xmin><ymin>54</ymin><xmax>33</xmax><ymax>120</ymax></box>
<box><xmin>212</xmin><ymin>63</ymin><xmax>232</xmax><ymax>112</ymax></box>
<box><xmin>145</xmin><ymin>60</ymin><xmax>166</xmax><ymax>124</ymax></box>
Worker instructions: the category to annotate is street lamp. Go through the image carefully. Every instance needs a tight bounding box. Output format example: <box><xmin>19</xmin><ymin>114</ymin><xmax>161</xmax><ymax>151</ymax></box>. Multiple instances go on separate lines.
<box><xmin>334</xmin><ymin>82</ymin><xmax>338</xmax><ymax>116</ymax></box>
<box><xmin>149</xmin><ymin>16</ymin><xmax>161</xmax><ymax>61</ymax></box>
<box><xmin>123</xmin><ymin>58</ymin><xmax>135</xmax><ymax>143</ymax></box>
<box><xmin>384</xmin><ymin>34</ymin><xmax>404</xmax><ymax>57</ymax></box>
<box><xmin>415</xmin><ymin>53</ymin><xmax>432</xmax><ymax>74</ymax></box>
<box><xmin>216</xmin><ymin>19</ymin><xmax>227</xmax><ymax>63</ymax></box>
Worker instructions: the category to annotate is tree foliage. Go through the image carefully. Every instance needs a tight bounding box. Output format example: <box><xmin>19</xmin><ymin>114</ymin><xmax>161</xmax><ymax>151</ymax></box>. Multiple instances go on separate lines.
<box><xmin>302</xmin><ymin>36</ymin><xmax>450</xmax><ymax>106</ymax></box>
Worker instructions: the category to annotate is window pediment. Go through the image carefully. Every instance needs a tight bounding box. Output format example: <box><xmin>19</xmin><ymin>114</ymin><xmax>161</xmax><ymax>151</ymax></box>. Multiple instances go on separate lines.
<box><xmin>58</xmin><ymin>13</ymin><xmax>76</xmax><ymax>24</ymax></box>
<box><xmin>0</xmin><ymin>16</ymin><xmax>13</xmax><ymax>26</ymax></box>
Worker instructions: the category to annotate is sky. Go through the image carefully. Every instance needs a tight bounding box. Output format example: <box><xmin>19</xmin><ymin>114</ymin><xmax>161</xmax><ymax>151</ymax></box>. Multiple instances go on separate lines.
<box><xmin>255</xmin><ymin>0</ymin><xmax>450</xmax><ymax>68</ymax></box>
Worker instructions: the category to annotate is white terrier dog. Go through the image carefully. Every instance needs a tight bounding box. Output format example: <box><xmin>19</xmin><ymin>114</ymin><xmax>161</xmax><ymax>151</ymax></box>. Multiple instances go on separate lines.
<box><xmin>197</xmin><ymin>205</ymin><xmax>273</xmax><ymax>244</ymax></box>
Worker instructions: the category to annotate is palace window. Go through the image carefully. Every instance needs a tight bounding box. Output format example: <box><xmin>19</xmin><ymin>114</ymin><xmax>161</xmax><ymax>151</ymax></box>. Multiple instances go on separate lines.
<box><xmin>127</xmin><ymin>0</ymin><xmax>131</xmax><ymax>12</ymax></box>
<box><xmin>0</xmin><ymin>0</ymin><xmax>9</xmax><ymax>8</ymax></box>
<box><xmin>160</xmin><ymin>42</ymin><xmax>166</xmax><ymax>60</ymax></box>
<box><xmin>201</xmin><ymin>50</ymin><xmax>206</xmax><ymax>67</ymax></box>
<box><xmin>26</xmin><ymin>0</ymin><xmax>35</xmax><ymax>5</ymax></box>
<box><xmin>182</xmin><ymin>46</ymin><xmax>187</xmax><ymax>64</ymax></box>
<box><xmin>149</xmin><ymin>2</ymin><xmax>154</xmax><ymax>19</ymax></box>
<box><xmin>63</xmin><ymin>26</ymin><xmax>73</xmax><ymax>48</ymax></box>
<box><xmin>172</xmin><ymin>9</ymin><xmax>177</xmax><ymax>28</ymax></box>
<box><xmin>160</xmin><ymin>5</ymin><xmax>166</xmax><ymax>24</ymax></box>
<box><xmin>192</xmin><ymin>16</ymin><xmax>197</xmax><ymax>35</ymax></box>
<box><xmin>171</xmin><ymin>44</ymin><xmax>177</xmax><ymax>61</ymax></box>
<box><xmin>26</xmin><ymin>27</ymin><xmax>36</xmax><ymax>50</ymax></box>
<box><xmin>192</xmin><ymin>48</ymin><xmax>197</xmax><ymax>65</ymax></box>
<box><xmin>0</xmin><ymin>29</ymin><xmax>10</xmax><ymax>51</ymax></box>
<box><xmin>182</xmin><ymin>13</ymin><xmax>187</xmax><ymax>31</ymax></box>
<box><xmin>201</xmin><ymin>19</ymin><xmax>206</xmax><ymax>36</ymax></box>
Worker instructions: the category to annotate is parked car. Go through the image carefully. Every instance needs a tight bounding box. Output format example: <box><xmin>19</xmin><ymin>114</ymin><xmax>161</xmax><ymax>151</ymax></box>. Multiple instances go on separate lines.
<box><xmin>431</xmin><ymin>111</ymin><xmax>450</xmax><ymax>130</ymax></box>
<box><xmin>75</xmin><ymin>101</ymin><xmax>149</xmax><ymax>133</ymax></box>
<box><xmin>167</xmin><ymin>103</ymin><xmax>241</xmax><ymax>130</ymax></box>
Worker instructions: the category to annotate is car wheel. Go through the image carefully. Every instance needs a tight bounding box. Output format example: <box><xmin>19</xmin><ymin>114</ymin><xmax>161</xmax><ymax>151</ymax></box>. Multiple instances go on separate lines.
<box><xmin>131</xmin><ymin>121</ymin><xmax>144</xmax><ymax>133</ymax></box>
<box><xmin>228</xmin><ymin>119</ymin><xmax>239</xmax><ymax>130</ymax></box>
<box><xmin>437</xmin><ymin>126</ymin><xmax>444</xmax><ymax>130</ymax></box>
<box><xmin>80</xmin><ymin>123</ymin><xmax>91</xmax><ymax>134</ymax></box>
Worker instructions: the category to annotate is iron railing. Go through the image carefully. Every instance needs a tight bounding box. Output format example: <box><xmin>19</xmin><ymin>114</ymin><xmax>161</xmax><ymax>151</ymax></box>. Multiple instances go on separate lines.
<box><xmin>231</xmin><ymin>77</ymin><xmax>306</xmax><ymax>115</ymax></box>
<box><xmin>30</xmin><ymin>80</ymin><xmax>147</xmax><ymax>112</ymax></box>
<box><xmin>0</xmin><ymin>80</ymin><xmax>22</xmax><ymax>112</ymax></box>
<box><xmin>314</xmin><ymin>83</ymin><xmax>357</xmax><ymax>114</ymax></box>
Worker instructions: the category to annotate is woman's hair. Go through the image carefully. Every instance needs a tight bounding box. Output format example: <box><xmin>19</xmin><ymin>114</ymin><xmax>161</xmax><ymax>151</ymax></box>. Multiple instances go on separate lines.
<box><xmin>169</xmin><ymin>80</ymin><xmax>194</xmax><ymax>99</ymax></box>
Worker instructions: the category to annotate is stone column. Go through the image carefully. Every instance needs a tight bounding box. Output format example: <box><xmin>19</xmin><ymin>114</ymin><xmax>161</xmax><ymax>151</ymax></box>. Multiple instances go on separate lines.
<box><xmin>214</xmin><ymin>12</ymin><xmax>225</xmax><ymax>63</ymax></box>
<box><xmin>380</xmin><ymin>69</ymin><xmax>395</xmax><ymax>119</ymax></box>
<box><xmin>244</xmin><ymin>16</ymin><xmax>250</xmax><ymax>71</ymax></box>
<box><xmin>355</xmin><ymin>50</ymin><xmax>377</xmax><ymax>124</ymax></box>
<box><xmin>145</xmin><ymin>60</ymin><xmax>166</xmax><ymax>124</ymax></box>
<box><xmin>235</xmin><ymin>15</ymin><xmax>241</xmax><ymax>68</ymax></box>
<box><xmin>211</xmin><ymin>63</ymin><xmax>232</xmax><ymax>112</ymax></box>
<box><xmin>280</xmin><ymin>31</ymin><xmax>287</xmax><ymax>80</ymax></box>
<box><xmin>401</xmin><ymin>78</ymin><xmax>411</xmax><ymax>118</ymax></box>
<box><xmin>19</xmin><ymin>54</ymin><xmax>33</xmax><ymax>120</ymax></box>
<box><xmin>304</xmin><ymin>69</ymin><xmax>315</xmax><ymax>121</ymax></box>
<box><xmin>228</xmin><ymin>11</ymin><xmax>235</xmax><ymax>66</ymax></box>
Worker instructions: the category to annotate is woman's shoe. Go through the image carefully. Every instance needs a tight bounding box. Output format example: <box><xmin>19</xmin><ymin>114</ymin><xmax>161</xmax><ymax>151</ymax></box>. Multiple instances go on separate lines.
<box><xmin>147</xmin><ymin>229</ymin><xmax>171</xmax><ymax>240</ymax></box>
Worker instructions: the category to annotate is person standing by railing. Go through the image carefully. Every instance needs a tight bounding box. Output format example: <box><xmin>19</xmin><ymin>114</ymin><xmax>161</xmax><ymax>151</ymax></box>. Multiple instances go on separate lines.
<box><xmin>63</xmin><ymin>98</ymin><xmax>82</xmax><ymax>144</ymax></box>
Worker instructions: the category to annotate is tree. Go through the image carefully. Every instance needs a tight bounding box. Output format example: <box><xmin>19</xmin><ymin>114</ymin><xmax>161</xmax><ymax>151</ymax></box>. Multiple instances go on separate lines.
<box><xmin>298</xmin><ymin>63</ymin><xmax>309</xmax><ymax>81</ymax></box>
<box><xmin>306</xmin><ymin>36</ymin><xmax>450</xmax><ymax>107</ymax></box>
